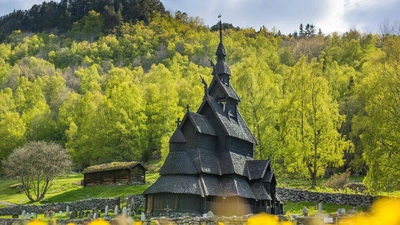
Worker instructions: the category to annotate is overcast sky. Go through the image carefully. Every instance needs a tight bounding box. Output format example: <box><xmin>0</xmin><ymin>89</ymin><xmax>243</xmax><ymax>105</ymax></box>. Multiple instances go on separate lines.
<box><xmin>1</xmin><ymin>0</ymin><xmax>399</xmax><ymax>35</ymax></box>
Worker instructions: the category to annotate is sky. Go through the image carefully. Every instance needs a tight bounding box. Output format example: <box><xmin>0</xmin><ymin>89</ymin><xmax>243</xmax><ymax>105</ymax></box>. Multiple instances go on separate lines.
<box><xmin>0</xmin><ymin>0</ymin><xmax>399</xmax><ymax>35</ymax></box>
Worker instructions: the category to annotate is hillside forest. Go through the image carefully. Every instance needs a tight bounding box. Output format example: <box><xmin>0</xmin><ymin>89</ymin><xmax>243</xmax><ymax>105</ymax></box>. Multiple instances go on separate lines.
<box><xmin>0</xmin><ymin>0</ymin><xmax>399</xmax><ymax>192</ymax></box>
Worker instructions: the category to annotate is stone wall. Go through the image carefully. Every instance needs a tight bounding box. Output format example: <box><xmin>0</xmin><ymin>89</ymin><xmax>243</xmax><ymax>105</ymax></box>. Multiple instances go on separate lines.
<box><xmin>0</xmin><ymin>215</ymin><xmax>252</xmax><ymax>225</ymax></box>
<box><xmin>126</xmin><ymin>195</ymin><xmax>145</xmax><ymax>210</ymax></box>
<box><xmin>0</xmin><ymin>198</ymin><xmax>120</xmax><ymax>216</ymax></box>
<box><xmin>276</xmin><ymin>188</ymin><xmax>378</xmax><ymax>206</ymax></box>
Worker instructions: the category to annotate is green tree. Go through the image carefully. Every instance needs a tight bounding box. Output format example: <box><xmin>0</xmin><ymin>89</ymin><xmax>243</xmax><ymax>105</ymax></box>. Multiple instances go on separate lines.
<box><xmin>232</xmin><ymin>52</ymin><xmax>282</xmax><ymax>160</ymax></box>
<box><xmin>353</xmin><ymin>36</ymin><xmax>400</xmax><ymax>191</ymax></box>
<box><xmin>279</xmin><ymin>58</ymin><xmax>352</xmax><ymax>188</ymax></box>
<box><xmin>0</xmin><ymin>88</ymin><xmax>26</xmax><ymax>160</ymax></box>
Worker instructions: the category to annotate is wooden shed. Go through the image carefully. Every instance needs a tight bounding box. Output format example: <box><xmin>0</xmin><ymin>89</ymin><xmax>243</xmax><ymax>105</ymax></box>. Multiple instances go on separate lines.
<box><xmin>82</xmin><ymin>161</ymin><xmax>146</xmax><ymax>187</ymax></box>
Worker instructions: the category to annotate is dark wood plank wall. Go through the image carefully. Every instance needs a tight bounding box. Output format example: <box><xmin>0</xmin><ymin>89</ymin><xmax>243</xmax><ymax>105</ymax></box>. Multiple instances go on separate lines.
<box><xmin>84</xmin><ymin>165</ymin><xmax>145</xmax><ymax>186</ymax></box>
<box><xmin>130</xmin><ymin>166</ymin><xmax>145</xmax><ymax>184</ymax></box>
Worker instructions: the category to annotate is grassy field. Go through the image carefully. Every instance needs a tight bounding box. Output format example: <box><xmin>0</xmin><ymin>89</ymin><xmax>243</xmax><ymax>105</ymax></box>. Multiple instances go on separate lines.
<box><xmin>0</xmin><ymin>170</ymin><xmax>159</xmax><ymax>205</ymax></box>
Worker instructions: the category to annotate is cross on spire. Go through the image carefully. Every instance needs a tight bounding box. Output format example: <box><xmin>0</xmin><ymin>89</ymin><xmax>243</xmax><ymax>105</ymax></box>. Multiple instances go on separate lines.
<box><xmin>186</xmin><ymin>104</ymin><xmax>190</xmax><ymax>113</ymax></box>
<box><xmin>175</xmin><ymin>118</ymin><xmax>181</xmax><ymax>128</ymax></box>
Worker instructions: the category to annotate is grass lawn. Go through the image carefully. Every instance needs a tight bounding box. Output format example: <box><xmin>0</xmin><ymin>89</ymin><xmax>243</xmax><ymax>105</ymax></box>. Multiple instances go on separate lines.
<box><xmin>0</xmin><ymin>169</ymin><xmax>160</xmax><ymax>205</ymax></box>
<box><xmin>284</xmin><ymin>201</ymin><xmax>367</xmax><ymax>215</ymax></box>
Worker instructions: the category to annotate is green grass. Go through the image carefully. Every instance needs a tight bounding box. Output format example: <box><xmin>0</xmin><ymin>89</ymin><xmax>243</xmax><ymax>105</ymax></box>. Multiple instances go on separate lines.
<box><xmin>0</xmin><ymin>167</ymin><xmax>160</xmax><ymax>206</ymax></box>
<box><xmin>284</xmin><ymin>201</ymin><xmax>367</xmax><ymax>215</ymax></box>
<box><xmin>44</xmin><ymin>184</ymin><xmax>150</xmax><ymax>203</ymax></box>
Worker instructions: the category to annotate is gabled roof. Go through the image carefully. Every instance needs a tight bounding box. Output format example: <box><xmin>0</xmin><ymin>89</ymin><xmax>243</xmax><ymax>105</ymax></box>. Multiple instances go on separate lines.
<box><xmin>200</xmin><ymin>174</ymin><xmax>224</xmax><ymax>196</ymax></box>
<box><xmin>159</xmin><ymin>151</ymin><xmax>197</xmax><ymax>175</ymax></box>
<box><xmin>143</xmin><ymin>175</ymin><xmax>202</xmax><ymax>196</ymax></box>
<box><xmin>221</xmin><ymin>175</ymin><xmax>255</xmax><ymax>199</ymax></box>
<box><xmin>187</xmin><ymin>112</ymin><xmax>217</xmax><ymax>136</ymax></box>
<box><xmin>170</xmin><ymin>129</ymin><xmax>187</xmax><ymax>143</ymax></box>
<box><xmin>246</xmin><ymin>160</ymin><xmax>270</xmax><ymax>180</ymax></box>
<box><xmin>250</xmin><ymin>181</ymin><xmax>272</xmax><ymax>200</ymax></box>
<box><xmin>209</xmin><ymin>76</ymin><xmax>240</xmax><ymax>101</ymax></box>
<box><xmin>82</xmin><ymin>161</ymin><xmax>146</xmax><ymax>174</ymax></box>
<box><xmin>187</xmin><ymin>148</ymin><xmax>222</xmax><ymax>175</ymax></box>
<box><xmin>262</xmin><ymin>171</ymin><xmax>275</xmax><ymax>183</ymax></box>
<box><xmin>200</xmin><ymin>97</ymin><xmax>256</xmax><ymax>144</ymax></box>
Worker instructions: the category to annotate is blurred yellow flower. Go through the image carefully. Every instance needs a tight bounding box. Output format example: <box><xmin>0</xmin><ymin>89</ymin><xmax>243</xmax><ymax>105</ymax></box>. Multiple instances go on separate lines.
<box><xmin>339</xmin><ymin>197</ymin><xmax>400</xmax><ymax>225</ymax></box>
<box><xmin>66</xmin><ymin>223</ymin><xmax>76</xmax><ymax>225</ymax></box>
<box><xmin>133</xmin><ymin>220</ymin><xmax>143</xmax><ymax>225</ymax></box>
<box><xmin>26</xmin><ymin>220</ymin><xmax>46</xmax><ymax>225</ymax></box>
<box><xmin>247</xmin><ymin>212</ymin><xmax>291</xmax><ymax>225</ymax></box>
<box><xmin>88</xmin><ymin>219</ymin><xmax>110</xmax><ymax>225</ymax></box>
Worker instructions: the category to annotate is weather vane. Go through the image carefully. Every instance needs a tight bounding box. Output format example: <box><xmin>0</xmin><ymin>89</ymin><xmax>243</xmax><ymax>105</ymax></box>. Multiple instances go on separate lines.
<box><xmin>218</xmin><ymin>14</ymin><xmax>221</xmax><ymax>18</ymax></box>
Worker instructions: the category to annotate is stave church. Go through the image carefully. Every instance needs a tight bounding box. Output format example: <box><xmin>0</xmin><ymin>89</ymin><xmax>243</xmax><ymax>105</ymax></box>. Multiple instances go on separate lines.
<box><xmin>143</xmin><ymin>20</ymin><xmax>284</xmax><ymax>216</ymax></box>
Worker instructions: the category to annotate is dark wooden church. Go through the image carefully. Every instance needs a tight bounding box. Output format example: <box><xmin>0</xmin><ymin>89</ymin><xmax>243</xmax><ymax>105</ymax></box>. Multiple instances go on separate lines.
<box><xmin>143</xmin><ymin>22</ymin><xmax>284</xmax><ymax>216</ymax></box>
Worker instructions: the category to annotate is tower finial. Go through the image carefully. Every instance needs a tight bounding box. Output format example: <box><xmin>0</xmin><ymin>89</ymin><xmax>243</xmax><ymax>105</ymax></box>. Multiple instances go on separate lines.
<box><xmin>218</xmin><ymin>14</ymin><xmax>222</xmax><ymax>42</ymax></box>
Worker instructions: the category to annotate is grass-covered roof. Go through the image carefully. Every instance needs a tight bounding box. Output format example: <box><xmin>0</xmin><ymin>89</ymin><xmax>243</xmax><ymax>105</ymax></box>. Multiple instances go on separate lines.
<box><xmin>82</xmin><ymin>161</ymin><xmax>146</xmax><ymax>173</ymax></box>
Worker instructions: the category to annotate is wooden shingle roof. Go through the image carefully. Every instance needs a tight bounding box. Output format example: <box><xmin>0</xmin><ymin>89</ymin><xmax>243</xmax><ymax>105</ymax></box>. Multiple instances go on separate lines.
<box><xmin>143</xmin><ymin>175</ymin><xmax>202</xmax><ymax>196</ymax></box>
<box><xmin>186</xmin><ymin>112</ymin><xmax>217</xmax><ymax>136</ymax></box>
<box><xmin>82</xmin><ymin>161</ymin><xmax>146</xmax><ymax>173</ymax></box>
<box><xmin>159</xmin><ymin>151</ymin><xmax>197</xmax><ymax>175</ymax></box>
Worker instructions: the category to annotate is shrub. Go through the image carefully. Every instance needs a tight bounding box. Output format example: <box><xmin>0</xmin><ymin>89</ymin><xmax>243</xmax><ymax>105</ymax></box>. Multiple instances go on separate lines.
<box><xmin>323</xmin><ymin>169</ymin><xmax>351</xmax><ymax>190</ymax></box>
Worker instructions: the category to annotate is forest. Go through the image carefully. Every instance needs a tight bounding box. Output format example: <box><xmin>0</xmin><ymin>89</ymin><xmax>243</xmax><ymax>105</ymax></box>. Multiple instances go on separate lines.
<box><xmin>0</xmin><ymin>0</ymin><xmax>399</xmax><ymax>192</ymax></box>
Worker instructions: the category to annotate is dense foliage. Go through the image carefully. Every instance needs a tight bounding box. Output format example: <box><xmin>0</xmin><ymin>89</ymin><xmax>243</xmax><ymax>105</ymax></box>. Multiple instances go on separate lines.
<box><xmin>0</xmin><ymin>2</ymin><xmax>399</xmax><ymax>190</ymax></box>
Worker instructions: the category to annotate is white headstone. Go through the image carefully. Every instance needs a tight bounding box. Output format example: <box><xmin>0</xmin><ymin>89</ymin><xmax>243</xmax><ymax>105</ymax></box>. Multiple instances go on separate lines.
<box><xmin>66</xmin><ymin>206</ymin><xmax>70</xmax><ymax>216</ymax></box>
<box><xmin>122</xmin><ymin>207</ymin><xmax>127</xmax><ymax>216</ymax></box>
<box><xmin>59</xmin><ymin>211</ymin><xmax>63</xmax><ymax>217</ymax></box>
<box><xmin>318</xmin><ymin>203</ymin><xmax>323</xmax><ymax>213</ymax></box>
<box><xmin>114</xmin><ymin>205</ymin><xmax>119</xmax><ymax>215</ymax></box>
<box><xmin>105</xmin><ymin>205</ymin><xmax>109</xmax><ymax>216</ymax></box>
<box><xmin>21</xmin><ymin>210</ymin><xmax>26</xmax><ymax>218</ymax></box>
<box><xmin>25</xmin><ymin>213</ymin><xmax>30</xmax><ymax>219</ymax></box>
<box><xmin>324</xmin><ymin>217</ymin><xmax>334</xmax><ymax>223</ymax></box>
<box><xmin>141</xmin><ymin>212</ymin><xmax>146</xmax><ymax>221</ymax></box>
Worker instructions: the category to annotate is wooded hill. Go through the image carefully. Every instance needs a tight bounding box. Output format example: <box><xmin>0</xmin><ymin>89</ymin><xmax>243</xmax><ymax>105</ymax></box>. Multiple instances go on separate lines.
<box><xmin>0</xmin><ymin>0</ymin><xmax>399</xmax><ymax>192</ymax></box>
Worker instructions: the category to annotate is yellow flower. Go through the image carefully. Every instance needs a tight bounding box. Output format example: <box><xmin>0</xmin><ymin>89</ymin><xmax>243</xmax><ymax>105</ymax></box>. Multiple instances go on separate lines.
<box><xmin>88</xmin><ymin>219</ymin><xmax>110</xmax><ymax>225</ymax></box>
<box><xmin>26</xmin><ymin>220</ymin><xmax>46</xmax><ymax>225</ymax></box>
<box><xmin>248</xmin><ymin>213</ymin><xmax>280</xmax><ymax>225</ymax></box>
<box><xmin>133</xmin><ymin>221</ymin><xmax>143</xmax><ymax>225</ymax></box>
<box><xmin>66</xmin><ymin>223</ymin><xmax>76</xmax><ymax>225</ymax></box>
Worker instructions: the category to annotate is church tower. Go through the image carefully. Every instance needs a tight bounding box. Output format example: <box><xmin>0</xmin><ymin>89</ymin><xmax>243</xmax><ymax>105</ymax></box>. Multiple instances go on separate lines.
<box><xmin>143</xmin><ymin>19</ymin><xmax>283</xmax><ymax>216</ymax></box>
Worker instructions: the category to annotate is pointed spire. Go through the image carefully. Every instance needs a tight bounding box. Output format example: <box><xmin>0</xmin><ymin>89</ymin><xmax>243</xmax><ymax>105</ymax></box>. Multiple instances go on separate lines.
<box><xmin>215</xmin><ymin>14</ymin><xmax>231</xmax><ymax>81</ymax></box>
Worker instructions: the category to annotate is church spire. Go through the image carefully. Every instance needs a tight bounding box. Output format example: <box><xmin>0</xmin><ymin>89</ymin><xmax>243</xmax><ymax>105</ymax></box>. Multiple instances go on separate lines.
<box><xmin>215</xmin><ymin>15</ymin><xmax>231</xmax><ymax>83</ymax></box>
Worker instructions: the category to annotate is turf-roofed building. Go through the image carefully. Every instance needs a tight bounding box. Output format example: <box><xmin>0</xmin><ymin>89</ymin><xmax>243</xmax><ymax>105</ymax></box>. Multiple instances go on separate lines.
<box><xmin>143</xmin><ymin>21</ymin><xmax>284</xmax><ymax>216</ymax></box>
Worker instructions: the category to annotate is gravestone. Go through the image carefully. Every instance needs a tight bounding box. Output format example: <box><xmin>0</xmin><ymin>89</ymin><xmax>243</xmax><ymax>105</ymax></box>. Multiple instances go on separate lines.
<box><xmin>70</xmin><ymin>211</ymin><xmax>77</xmax><ymax>219</ymax></box>
<box><xmin>79</xmin><ymin>211</ymin><xmax>84</xmax><ymax>219</ymax></box>
<box><xmin>302</xmin><ymin>207</ymin><xmax>308</xmax><ymax>217</ymax></box>
<box><xmin>114</xmin><ymin>205</ymin><xmax>119</xmax><ymax>215</ymax></box>
<box><xmin>25</xmin><ymin>213</ymin><xmax>30</xmax><ymax>219</ymax></box>
<box><xmin>105</xmin><ymin>205</ymin><xmax>109</xmax><ymax>216</ymax></box>
<box><xmin>59</xmin><ymin>211</ymin><xmax>63</xmax><ymax>217</ymax></box>
<box><xmin>50</xmin><ymin>211</ymin><xmax>55</xmax><ymax>218</ymax></box>
<box><xmin>337</xmin><ymin>208</ymin><xmax>346</xmax><ymax>215</ymax></box>
<box><xmin>87</xmin><ymin>213</ymin><xmax>93</xmax><ymax>220</ymax></box>
<box><xmin>318</xmin><ymin>203</ymin><xmax>322</xmax><ymax>213</ymax></box>
<box><xmin>66</xmin><ymin>206</ymin><xmax>70</xmax><ymax>217</ymax></box>
<box><xmin>93</xmin><ymin>212</ymin><xmax>98</xmax><ymax>219</ymax></box>
<box><xmin>21</xmin><ymin>210</ymin><xmax>26</xmax><ymax>219</ymax></box>
<box><xmin>122</xmin><ymin>207</ymin><xmax>127</xmax><ymax>216</ymax></box>
<box><xmin>141</xmin><ymin>212</ymin><xmax>146</xmax><ymax>221</ymax></box>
